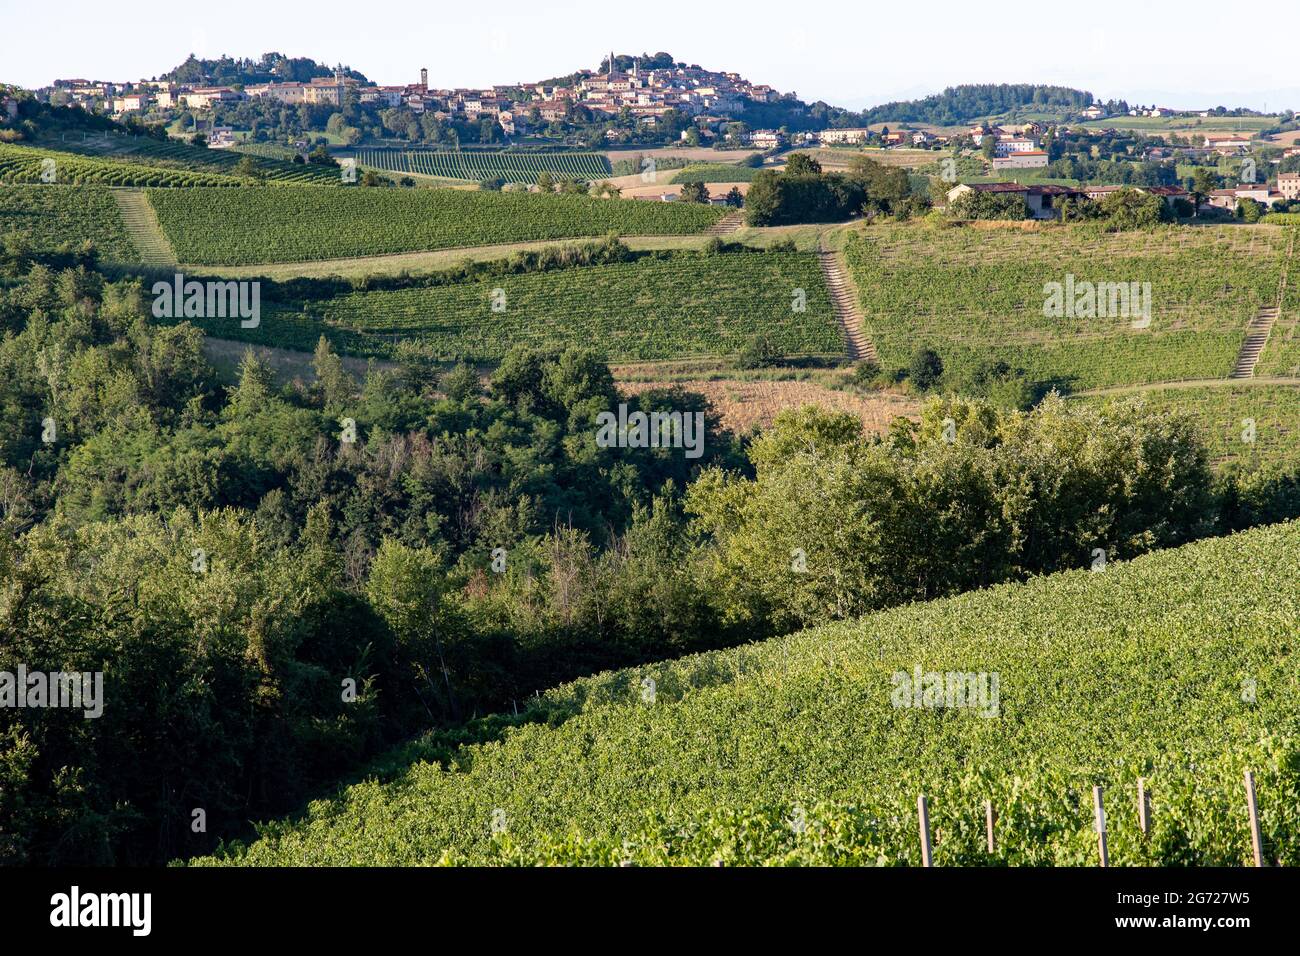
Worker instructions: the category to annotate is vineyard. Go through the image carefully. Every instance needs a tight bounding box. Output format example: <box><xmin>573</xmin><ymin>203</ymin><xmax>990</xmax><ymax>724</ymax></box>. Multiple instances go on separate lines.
<box><xmin>194</xmin><ymin>519</ymin><xmax>1300</xmax><ymax>866</ymax></box>
<box><xmin>198</xmin><ymin>251</ymin><xmax>841</xmax><ymax>362</ymax></box>
<box><xmin>670</xmin><ymin>163</ymin><xmax>763</xmax><ymax>184</ymax></box>
<box><xmin>0</xmin><ymin>184</ymin><xmax>136</xmax><ymax>261</ymax></box>
<box><xmin>146</xmin><ymin>186</ymin><xmax>727</xmax><ymax>264</ymax></box>
<box><xmin>843</xmin><ymin>223</ymin><xmax>1293</xmax><ymax>391</ymax></box>
<box><xmin>1255</xmin><ymin>249</ymin><xmax>1300</xmax><ymax>377</ymax></box>
<box><xmin>351</xmin><ymin>149</ymin><xmax>612</xmax><ymax>184</ymax></box>
<box><xmin>1080</xmin><ymin>384</ymin><xmax>1300</xmax><ymax>471</ymax></box>
<box><xmin>35</xmin><ymin>134</ymin><xmax>341</xmax><ymax>184</ymax></box>
<box><xmin>0</xmin><ymin>142</ymin><xmax>243</xmax><ymax>187</ymax></box>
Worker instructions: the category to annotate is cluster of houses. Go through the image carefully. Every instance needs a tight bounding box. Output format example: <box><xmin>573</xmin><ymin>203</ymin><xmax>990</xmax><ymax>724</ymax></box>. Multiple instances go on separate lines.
<box><xmin>815</xmin><ymin>127</ymin><xmax>943</xmax><ymax>148</ymax></box>
<box><xmin>948</xmin><ymin>174</ymin><xmax>1299</xmax><ymax>219</ymax></box>
<box><xmin>1080</xmin><ymin>104</ymin><xmax>1250</xmax><ymax>121</ymax></box>
<box><xmin>1207</xmin><ymin>173</ymin><xmax>1300</xmax><ymax>210</ymax></box>
<box><xmin>946</xmin><ymin>181</ymin><xmax>1193</xmax><ymax>219</ymax></box>
<box><xmin>45</xmin><ymin>55</ymin><xmax>798</xmax><ymax>138</ymax></box>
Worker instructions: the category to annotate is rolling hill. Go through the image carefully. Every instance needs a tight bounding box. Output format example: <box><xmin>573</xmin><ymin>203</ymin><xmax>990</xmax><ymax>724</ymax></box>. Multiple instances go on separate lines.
<box><xmin>195</xmin><ymin>519</ymin><xmax>1300</xmax><ymax>867</ymax></box>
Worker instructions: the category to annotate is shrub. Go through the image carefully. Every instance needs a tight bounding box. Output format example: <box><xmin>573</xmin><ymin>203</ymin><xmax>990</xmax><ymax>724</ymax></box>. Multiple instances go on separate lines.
<box><xmin>907</xmin><ymin>347</ymin><xmax>944</xmax><ymax>391</ymax></box>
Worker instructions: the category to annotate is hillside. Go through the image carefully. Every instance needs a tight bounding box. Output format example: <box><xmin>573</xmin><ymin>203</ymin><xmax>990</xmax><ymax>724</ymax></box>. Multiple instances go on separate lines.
<box><xmin>854</xmin><ymin>83</ymin><xmax>1095</xmax><ymax>126</ymax></box>
<box><xmin>197</xmin><ymin>520</ymin><xmax>1300</xmax><ymax>867</ymax></box>
<box><xmin>0</xmin><ymin>184</ymin><xmax>137</xmax><ymax>261</ymax></box>
<box><xmin>0</xmin><ymin>141</ymin><xmax>243</xmax><ymax>187</ymax></box>
<box><xmin>844</xmin><ymin>222</ymin><xmax>1292</xmax><ymax>391</ymax></box>
<box><xmin>204</xmin><ymin>250</ymin><xmax>841</xmax><ymax>361</ymax></box>
<box><xmin>351</xmin><ymin>149</ymin><xmax>612</xmax><ymax>185</ymax></box>
<box><xmin>35</xmin><ymin>134</ymin><xmax>341</xmax><ymax>184</ymax></box>
<box><xmin>146</xmin><ymin>186</ymin><xmax>728</xmax><ymax>264</ymax></box>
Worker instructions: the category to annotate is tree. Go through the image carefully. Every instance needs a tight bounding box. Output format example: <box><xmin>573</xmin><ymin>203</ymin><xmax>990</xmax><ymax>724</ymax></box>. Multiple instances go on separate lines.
<box><xmin>307</xmin><ymin>144</ymin><xmax>337</xmax><ymax>167</ymax></box>
<box><xmin>724</xmin><ymin>186</ymin><xmax>744</xmax><ymax>208</ymax></box>
<box><xmin>1099</xmin><ymin>188</ymin><xmax>1168</xmax><ymax>229</ymax></box>
<box><xmin>783</xmin><ymin>152</ymin><xmax>823</xmax><ymax>177</ymax></box>
<box><xmin>679</xmin><ymin>181</ymin><xmax>710</xmax><ymax>203</ymax></box>
<box><xmin>1191</xmin><ymin>167</ymin><xmax>1217</xmax><ymax>212</ymax></box>
<box><xmin>312</xmin><ymin>335</ymin><xmax>355</xmax><ymax>411</ymax></box>
<box><xmin>848</xmin><ymin>156</ymin><xmax>911</xmax><ymax>213</ymax></box>
<box><xmin>366</xmin><ymin>540</ymin><xmax>457</xmax><ymax>719</ymax></box>
<box><xmin>908</xmin><ymin>348</ymin><xmax>944</xmax><ymax>391</ymax></box>
<box><xmin>948</xmin><ymin>189</ymin><xmax>1027</xmax><ymax>220</ymax></box>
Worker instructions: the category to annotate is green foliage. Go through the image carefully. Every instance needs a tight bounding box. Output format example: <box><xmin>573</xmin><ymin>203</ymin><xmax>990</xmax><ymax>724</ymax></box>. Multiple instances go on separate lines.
<box><xmin>1099</xmin><ymin>188</ymin><xmax>1170</xmax><ymax>229</ymax></box>
<box><xmin>907</xmin><ymin>347</ymin><xmax>944</xmax><ymax>390</ymax></box>
<box><xmin>857</xmin><ymin>84</ymin><xmax>1095</xmax><ymax>126</ymax></box>
<box><xmin>744</xmin><ymin>169</ymin><xmax>866</xmax><ymax>226</ymax></box>
<box><xmin>678</xmin><ymin>180</ymin><xmax>709</xmax><ymax>204</ymax></box>
<box><xmin>1078</xmin><ymin>384</ymin><xmax>1300</xmax><ymax>474</ymax></box>
<box><xmin>948</xmin><ymin>189</ymin><xmax>1028</xmax><ymax>220</ymax></box>
<box><xmin>686</xmin><ymin>396</ymin><xmax>1216</xmax><ymax>630</ymax></box>
<box><xmin>735</xmin><ymin>333</ymin><xmax>783</xmax><ymax>369</ymax></box>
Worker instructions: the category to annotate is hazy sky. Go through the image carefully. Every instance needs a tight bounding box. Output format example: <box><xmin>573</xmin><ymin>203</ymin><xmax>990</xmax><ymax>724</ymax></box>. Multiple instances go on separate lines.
<box><xmin>4</xmin><ymin>0</ymin><xmax>1298</xmax><ymax>110</ymax></box>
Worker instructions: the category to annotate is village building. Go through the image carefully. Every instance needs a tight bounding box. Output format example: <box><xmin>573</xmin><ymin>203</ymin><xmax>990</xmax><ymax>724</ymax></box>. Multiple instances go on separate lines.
<box><xmin>1277</xmin><ymin>172</ymin><xmax>1300</xmax><ymax>202</ymax></box>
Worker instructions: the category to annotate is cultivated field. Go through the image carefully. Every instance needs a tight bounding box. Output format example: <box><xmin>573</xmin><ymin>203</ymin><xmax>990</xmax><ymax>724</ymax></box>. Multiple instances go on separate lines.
<box><xmin>1076</xmin><ymin>115</ymin><xmax>1277</xmax><ymax>134</ymax></box>
<box><xmin>351</xmin><ymin>149</ymin><xmax>612</xmax><ymax>184</ymax></box>
<box><xmin>193</xmin><ymin>519</ymin><xmax>1300</xmax><ymax>866</ymax></box>
<box><xmin>0</xmin><ymin>142</ymin><xmax>243</xmax><ymax>187</ymax></box>
<box><xmin>37</xmin><ymin>134</ymin><xmax>340</xmax><ymax>184</ymax></box>
<box><xmin>146</xmin><ymin>186</ymin><xmax>728</xmax><ymax>264</ymax></box>
<box><xmin>844</xmin><ymin>222</ymin><xmax>1293</xmax><ymax>391</ymax></box>
<box><xmin>227</xmin><ymin>251</ymin><xmax>841</xmax><ymax>362</ymax></box>
<box><xmin>670</xmin><ymin>163</ymin><xmax>763</xmax><ymax>184</ymax></box>
<box><xmin>1081</xmin><ymin>383</ymin><xmax>1300</xmax><ymax>471</ymax></box>
<box><xmin>0</xmin><ymin>183</ymin><xmax>136</xmax><ymax>261</ymax></box>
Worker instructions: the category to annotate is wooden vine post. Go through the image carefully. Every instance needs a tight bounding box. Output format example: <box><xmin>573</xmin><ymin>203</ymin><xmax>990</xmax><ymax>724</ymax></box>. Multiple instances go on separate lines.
<box><xmin>917</xmin><ymin>795</ymin><xmax>933</xmax><ymax>867</ymax></box>
<box><xmin>1093</xmin><ymin>786</ymin><xmax>1108</xmax><ymax>867</ymax></box>
<box><xmin>1244</xmin><ymin>770</ymin><xmax>1264</xmax><ymax>867</ymax></box>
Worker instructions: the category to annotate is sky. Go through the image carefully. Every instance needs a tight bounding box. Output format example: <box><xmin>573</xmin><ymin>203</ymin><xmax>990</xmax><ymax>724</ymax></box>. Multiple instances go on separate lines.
<box><xmin>4</xmin><ymin>0</ymin><xmax>1299</xmax><ymax>111</ymax></box>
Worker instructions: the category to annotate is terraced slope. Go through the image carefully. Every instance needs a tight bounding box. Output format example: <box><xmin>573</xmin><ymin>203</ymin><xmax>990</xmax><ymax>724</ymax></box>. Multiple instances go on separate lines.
<box><xmin>196</xmin><ymin>520</ymin><xmax>1300</xmax><ymax>867</ymax></box>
